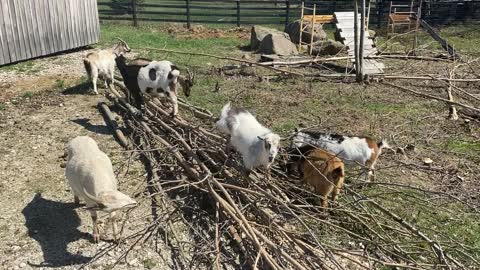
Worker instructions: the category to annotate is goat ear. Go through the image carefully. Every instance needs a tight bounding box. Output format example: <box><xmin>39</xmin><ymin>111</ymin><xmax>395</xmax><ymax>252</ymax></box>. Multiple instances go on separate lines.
<box><xmin>257</xmin><ymin>136</ymin><xmax>265</xmax><ymax>141</ymax></box>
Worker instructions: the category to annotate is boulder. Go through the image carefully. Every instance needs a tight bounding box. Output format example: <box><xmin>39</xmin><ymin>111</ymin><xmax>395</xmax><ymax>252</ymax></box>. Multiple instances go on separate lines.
<box><xmin>250</xmin><ymin>25</ymin><xmax>284</xmax><ymax>50</ymax></box>
<box><xmin>284</xmin><ymin>20</ymin><xmax>327</xmax><ymax>44</ymax></box>
<box><xmin>258</xmin><ymin>33</ymin><xmax>298</xmax><ymax>56</ymax></box>
<box><xmin>309</xmin><ymin>39</ymin><xmax>345</xmax><ymax>56</ymax></box>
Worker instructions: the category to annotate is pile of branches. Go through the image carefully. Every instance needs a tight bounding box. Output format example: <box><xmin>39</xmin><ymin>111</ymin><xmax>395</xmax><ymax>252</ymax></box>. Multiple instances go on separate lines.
<box><xmin>102</xmin><ymin>84</ymin><xmax>478</xmax><ymax>270</ymax></box>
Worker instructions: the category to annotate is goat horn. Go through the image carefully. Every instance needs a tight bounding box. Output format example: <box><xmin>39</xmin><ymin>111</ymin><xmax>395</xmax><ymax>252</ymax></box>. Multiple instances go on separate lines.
<box><xmin>115</xmin><ymin>37</ymin><xmax>128</xmax><ymax>45</ymax></box>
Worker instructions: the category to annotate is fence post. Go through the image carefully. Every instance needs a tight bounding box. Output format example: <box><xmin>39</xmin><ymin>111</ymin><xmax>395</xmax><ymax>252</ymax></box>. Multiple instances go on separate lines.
<box><xmin>285</xmin><ymin>0</ymin><xmax>290</xmax><ymax>28</ymax></box>
<box><xmin>236</xmin><ymin>0</ymin><xmax>240</xmax><ymax>27</ymax></box>
<box><xmin>132</xmin><ymin>0</ymin><xmax>138</xmax><ymax>27</ymax></box>
<box><xmin>186</xmin><ymin>0</ymin><xmax>191</xmax><ymax>29</ymax></box>
<box><xmin>377</xmin><ymin>0</ymin><xmax>383</xmax><ymax>28</ymax></box>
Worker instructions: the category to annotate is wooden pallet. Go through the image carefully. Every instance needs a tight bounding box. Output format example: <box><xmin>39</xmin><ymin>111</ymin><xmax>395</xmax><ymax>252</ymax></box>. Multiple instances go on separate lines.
<box><xmin>334</xmin><ymin>11</ymin><xmax>384</xmax><ymax>74</ymax></box>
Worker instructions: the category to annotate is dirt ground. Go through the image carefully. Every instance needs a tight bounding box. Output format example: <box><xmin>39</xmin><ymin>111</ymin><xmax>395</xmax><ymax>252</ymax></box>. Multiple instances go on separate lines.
<box><xmin>0</xmin><ymin>52</ymin><xmax>177</xmax><ymax>270</ymax></box>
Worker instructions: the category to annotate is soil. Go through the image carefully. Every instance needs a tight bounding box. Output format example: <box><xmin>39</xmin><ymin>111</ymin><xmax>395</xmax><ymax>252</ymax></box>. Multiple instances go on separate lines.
<box><xmin>0</xmin><ymin>51</ymin><xmax>174</xmax><ymax>270</ymax></box>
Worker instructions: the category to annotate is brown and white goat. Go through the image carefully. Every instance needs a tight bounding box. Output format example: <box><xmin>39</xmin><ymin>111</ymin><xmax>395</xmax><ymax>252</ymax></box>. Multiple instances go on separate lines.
<box><xmin>83</xmin><ymin>38</ymin><xmax>131</xmax><ymax>94</ymax></box>
<box><xmin>299</xmin><ymin>149</ymin><xmax>345</xmax><ymax>208</ymax></box>
<box><xmin>291</xmin><ymin>130</ymin><xmax>390</xmax><ymax>181</ymax></box>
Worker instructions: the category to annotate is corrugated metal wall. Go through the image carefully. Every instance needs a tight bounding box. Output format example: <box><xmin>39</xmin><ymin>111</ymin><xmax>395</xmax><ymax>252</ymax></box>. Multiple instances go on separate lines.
<box><xmin>0</xmin><ymin>0</ymin><xmax>100</xmax><ymax>66</ymax></box>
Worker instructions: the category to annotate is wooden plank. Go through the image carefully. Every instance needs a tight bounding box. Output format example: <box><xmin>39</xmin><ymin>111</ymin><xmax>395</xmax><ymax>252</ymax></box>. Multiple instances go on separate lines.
<box><xmin>80</xmin><ymin>0</ymin><xmax>90</xmax><ymax>45</ymax></box>
<box><xmin>51</xmin><ymin>0</ymin><xmax>61</xmax><ymax>53</ymax></box>
<box><xmin>9</xmin><ymin>0</ymin><xmax>24</xmax><ymax>61</ymax></box>
<box><xmin>85</xmin><ymin>0</ymin><xmax>93</xmax><ymax>44</ymax></box>
<box><xmin>74</xmin><ymin>0</ymin><xmax>82</xmax><ymax>46</ymax></box>
<box><xmin>57</xmin><ymin>0</ymin><xmax>67</xmax><ymax>51</ymax></box>
<box><xmin>68</xmin><ymin>0</ymin><xmax>76</xmax><ymax>49</ymax></box>
<box><xmin>39</xmin><ymin>0</ymin><xmax>54</xmax><ymax>55</ymax></box>
<box><xmin>69</xmin><ymin>0</ymin><xmax>78</xmax><ymax>48</ymax></box>
<box><xmin>26</xmin><ymin>0</ymin><xmax>42</xmax><ymax>57</ymax></box>
<box><xmin>11</xmin><ymin>0</ymin><xmax>27</xmax><ymax>61</ymax></box>
<box><xmin>92</xmin><ymin>0</ymin><xmax>100</xmax><ymax>43</ymax></box>
<box><xmin>0</xmin><ymin>0</ymin><xmax>11</xmax><ymax>64</ymax></box>
<box><xmin>45</xmin><ymin>0</ymin><xmax>57</xmax><ymax>54</ymax></box>
<box><xmin>19</xmin><ymin>0</ymin><xmax>33</xmax><ymax>59</ymax></box>
<box><xmin>420</xmin><ymin>19</ymin><xmax>460</xmax><ymax>59</ymax></box>
<box><xmin>30</xmin><ymin>0</ymin><xmax>45</xmax><ymax>56</ymax></box>
<box><xmin>23</xmin><ymin>0</ymin><xmax>38</xmax><ymax>57</ymax></box>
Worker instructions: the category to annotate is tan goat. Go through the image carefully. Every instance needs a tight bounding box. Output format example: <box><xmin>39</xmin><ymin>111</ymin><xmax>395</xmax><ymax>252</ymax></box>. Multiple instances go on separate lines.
<box><xmin>299</xmin><ymin>149</ymin><xmax>345</xmax><ymax>208</ymax></box>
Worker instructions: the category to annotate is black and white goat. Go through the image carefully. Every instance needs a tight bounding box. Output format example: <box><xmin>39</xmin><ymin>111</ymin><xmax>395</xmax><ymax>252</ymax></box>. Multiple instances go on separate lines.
<box><xmin>290</xmin><ymin>130</ymin><xmax>390</xmax><ymax>181</ymax></box>
<box><xmin>83</xmin><ymin>38</ymin><xmax>131</xmax><ymax>94</ymax></box>
<box><xmin>115</xmin><ymin>55</ymin><xmax>194</xmax><ymax>117</ymax></box>
<box><xmin>216</xmin><ymin>102</ymin><xmax>281</xmax><ymax>174</ymax></box>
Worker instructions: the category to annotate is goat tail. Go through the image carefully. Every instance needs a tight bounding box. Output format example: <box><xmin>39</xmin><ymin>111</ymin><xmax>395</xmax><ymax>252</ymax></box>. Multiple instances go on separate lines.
<box><xmin>377</xmin><ymin>139</ymin><xmax>391</xmax><ymax>150</ymax></box>
<box><xmin>215</xmin><ymin>102</ymin><xmax>232</xmax><ymax>134</ymax></box>
<box><xmin>83</xmin><ymin>59</ymin><xmax>92</xmax><ymax>79</ymax></box>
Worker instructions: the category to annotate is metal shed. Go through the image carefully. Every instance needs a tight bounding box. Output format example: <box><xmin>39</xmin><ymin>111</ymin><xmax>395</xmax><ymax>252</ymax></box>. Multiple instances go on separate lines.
<box><xmin>0</xmin><ymin>0</ymin><xmax>100</xmax><ymax>66</ymax></box>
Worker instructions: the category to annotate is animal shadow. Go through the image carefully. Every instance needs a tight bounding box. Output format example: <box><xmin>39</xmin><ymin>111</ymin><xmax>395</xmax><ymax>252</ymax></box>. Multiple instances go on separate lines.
<box><xmin>62</xmin><ymin>81</ymin><xmax>92</xmax><ymax>95</ymax></box>
<box><xmin>22</xmin><ymin>193</ymin><xmax>92</xmax><ymax>267</ymax></box>
<box><xmin>71</xmin><ymin>118</ymin><xmax>111</xmax><ymax>135</ymax></box>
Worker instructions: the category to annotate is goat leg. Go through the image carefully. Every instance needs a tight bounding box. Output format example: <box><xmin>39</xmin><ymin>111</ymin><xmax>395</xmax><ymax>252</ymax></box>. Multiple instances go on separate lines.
<box><xmin>167</xmin><ymin>91</ymin><xmax>178</xmax><ymax>117</ymax></box>
<box><xmin>366</xmin><ymin>160</ymin><xmax>376</xmax><ymax>182</ymax></box>
<box><xmin>90</xmin><ymin>210</ymin><xmax>100</xmax><ymax>243</ymax></box>
<box><xmin>74</xmin><ymin>195</ymin><xmax>80</xmax><ymax>206</ymax></box>
<box><xmin>110</xmin><ymin>212</ymin><xmax>120</xmax><ymax>242</ymax></box>
<box><xmin>132</xmin><ymin>91</ymin><xmax>145</xmax><ymax>117</ymax></box>
<box><xmin>91</xmin><ymin>71</ymin><xmax>99</xmax><ymax>95</ymax></box>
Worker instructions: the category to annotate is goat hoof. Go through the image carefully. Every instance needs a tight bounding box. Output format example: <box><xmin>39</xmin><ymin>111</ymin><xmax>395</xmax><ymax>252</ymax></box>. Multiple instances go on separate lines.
<box><xmin>133</xmin><ymin>110</ymin><xmax>143</xmax><ymax>118</ymax></box>
<box><xmin>92</xmin><ymin>233</ymin><xmax>100</xmax><ymax>243</ymax></box>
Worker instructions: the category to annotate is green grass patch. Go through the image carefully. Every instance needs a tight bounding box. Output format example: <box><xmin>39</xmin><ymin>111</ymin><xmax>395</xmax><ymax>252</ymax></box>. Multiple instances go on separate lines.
<box><xmin>142</xmin><ymin>258</ymin><xmax>156</xmax><ymax>269</ymax></box>
<box><xmin>0</xmin><ymin>103</ymin><xmax>5</xmax><ymax>110</ymax></box>
<box><xmin>99</xmin><ymin>22</ymin><xmax>245</xmax><ymax>67</ymax></box>
<box><xmin>0</xmin><ymin>60</ymin><xmax>42</xmax><ymax>74</ymax></box>
<box><xmin>55</xmin><ymin>79</ymin><xmax>65</xmax><ymax>89</ymax></box>
<box><xmin>445</xmin><ymin>138</ymin><xmax>480</xmax><ymax>155</ymax></box>
<box><xmin>22</xmin><ymin>91</ymin><xmax>34</xmax><ymax>99</ymax></box>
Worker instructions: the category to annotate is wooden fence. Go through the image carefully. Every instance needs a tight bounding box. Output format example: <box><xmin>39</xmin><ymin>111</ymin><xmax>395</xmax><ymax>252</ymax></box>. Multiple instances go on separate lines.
<box><xmin>0</xmin><ymin>0</ymin><xmax>100</xmax><ymax>66</ymax></box>
<box><xmin>97</xmin><ymin>0</ymin><xmax>480</xmax><ymax>27</ymax></box>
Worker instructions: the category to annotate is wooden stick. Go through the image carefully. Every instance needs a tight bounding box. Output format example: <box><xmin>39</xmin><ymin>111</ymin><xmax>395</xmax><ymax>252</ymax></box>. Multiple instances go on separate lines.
<box><xmin>446</xmin><ymin>65</ymin><xmax>459</xmax><ymax>120</ymax></box>
<box><xmin>383</xmin><ymin>75</ymin><xmax>480</xmax><ymax>83</ymax></box>
<box><xmin>137</xmin><ymin>47</ymin><xmax>304</xmax><ymax>77</ymax></box>
<box><xmin>383</xmin><ymin>82</ymin><xmax>480</xmax><ymax>114</ymax></box>
<box><xmin>98</xmin><ymin>102</ymin><xmax>129</xmax><ymax>148</ymax></box>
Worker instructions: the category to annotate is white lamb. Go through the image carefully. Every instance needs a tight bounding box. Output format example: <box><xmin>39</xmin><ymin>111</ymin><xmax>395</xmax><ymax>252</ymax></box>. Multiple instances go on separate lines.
<box><xmin>216</xmin><ymin>102</ymin><xmax>281</xmax><ymax>173</ymax></box>
<box><xmin>65</xmin><ymin>136</ymin><xmax>137</xmax><ymax>242</ymax></box>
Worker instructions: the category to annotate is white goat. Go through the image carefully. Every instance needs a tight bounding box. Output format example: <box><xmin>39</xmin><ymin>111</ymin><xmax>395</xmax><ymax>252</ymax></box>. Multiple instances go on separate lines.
<box><xmin>65</xmin><ymin>136</ymin><xmax>137</xmax><ymax>242</ymax></box>
<box><xmin>83</xmin><ymin>38</ymin><xmax>131</xmax><ymax>94</ymax></box>
<box><xmin>291</xmin><ymin>130</ymin><xmax>390</xmax><ymax>181</ymax></box>
<box><xmin>216</xmin><ymin>102</ymin><xmax>281</xmax><ymax>173</ymax></box>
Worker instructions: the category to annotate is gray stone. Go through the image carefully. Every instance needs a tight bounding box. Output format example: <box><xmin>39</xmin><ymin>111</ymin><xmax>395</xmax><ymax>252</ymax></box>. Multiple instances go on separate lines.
<box><xmin>309</xmin><ymin>39</ymin><xmax>346</xmax><ymax>56</ymax></box>
<box><xmin>250</xmin><ymin>26</ymin><xmax>284</xmax><ymax>51</ymax></box>
<box><xmin>258</xmin><ymin>33</ymin><xmax>298</xmax><ymax>56</ymax></box>
<box><xmin>284</xmin><ymin>20</ymin><xmax>327</xmax><ymax>44</ymax></box>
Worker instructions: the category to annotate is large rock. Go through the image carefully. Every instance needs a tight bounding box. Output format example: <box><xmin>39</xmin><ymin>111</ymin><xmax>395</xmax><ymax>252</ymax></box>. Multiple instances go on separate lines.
<box><xmin>250</xmin><ymin>25</ymin><xmax>284</xmax><ymax>50</ymax></box>
<box><xmin>284</xmin><ymin>20</ymin><xmax>327</xmax><ymax>44</ymax></box>
<box><xmin>309</xmin><ymin>39</ymin><xmax>345</xmax><ymax>56</ymax></box>
<box><xmin>258</xmin><ymin>33</ymin><xmax>298</xmax><ymax>56</ymax></box>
